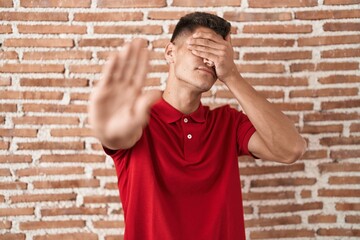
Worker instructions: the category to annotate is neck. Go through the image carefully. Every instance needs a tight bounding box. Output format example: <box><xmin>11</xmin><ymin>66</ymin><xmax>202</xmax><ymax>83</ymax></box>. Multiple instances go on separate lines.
<box><xmin>162</xmin><ymin>76</ymin><xmax>202</xmax><ymax>115</ymax></box>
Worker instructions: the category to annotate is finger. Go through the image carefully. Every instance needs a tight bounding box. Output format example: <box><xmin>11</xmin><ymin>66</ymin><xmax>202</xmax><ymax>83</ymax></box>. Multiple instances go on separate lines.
<box><xmin>132</xmin><ymin>47</ymin><xmax>149</xmax><ymax>90</ymax></box>
<box><xmin>187</xmin><ymin>38</ymin><xmax>224</xmax><ymax>50</ymax></box>
<box><xmin>134</xmin><ymin>90</ymin><xmax>162</xmax><ymax>126</ymax></box>
<box><xmin>113</xmin><ymin>44</ymin><xmax>131</xmax><ymax>84</ymax></box>
<box><xmin>100</xmin><ymin>53</ymin><xmax>118</xmax><ymax>87</ymax></box>
<box><xmin>192</xmin><ymin>31</ymin><xmax>224</xmax><ymax>43</ymax></box>
<box><xmin>123</xmin><ymin>39</ymin><xmax>148</xmax><ymax>85</ymax></box>
<box><xmin>187</xmin><ymin>44</ymin><xmax>223</xmax><ymax>56</ymax></box>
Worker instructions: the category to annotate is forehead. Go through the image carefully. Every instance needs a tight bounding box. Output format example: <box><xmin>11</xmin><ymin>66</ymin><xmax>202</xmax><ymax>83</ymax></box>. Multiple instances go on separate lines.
<box><xmin>175</xmin><ymin>26</ymin><xmax>218</xmax><ymax>46</ymax></box>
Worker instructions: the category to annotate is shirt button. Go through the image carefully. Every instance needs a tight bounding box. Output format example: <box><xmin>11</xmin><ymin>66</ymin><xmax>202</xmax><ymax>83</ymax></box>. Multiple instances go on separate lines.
<box><xmin>187</xmin><ymin>134</ymin><xmax>192</xmax><ymax>139</ymax></box>
<box><xmin>184</xmin><ymin>118</ymin><xmax>188</xmax><ymax>123</ymax></box>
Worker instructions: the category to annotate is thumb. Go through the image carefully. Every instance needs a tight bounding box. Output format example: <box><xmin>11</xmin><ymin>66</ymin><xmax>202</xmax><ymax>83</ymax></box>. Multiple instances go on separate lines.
<box><xmin>134</xmin><ymin>90</ymin><xmax>162</xmax><ymax>126</ymax></box>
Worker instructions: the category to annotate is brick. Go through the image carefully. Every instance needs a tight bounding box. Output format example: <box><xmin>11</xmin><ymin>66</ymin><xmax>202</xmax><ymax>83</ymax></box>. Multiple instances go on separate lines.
<box><xmin>0</xmin><ymin>220</ymin><xmax>11</xmax><ymax>229</ymax></box>
<box><xmin>290</xmin><ymin>62</ymin><xmax>359</xmax><ymax>72</ymax></box>
<box><xmin>319</xmin><ymin>75</ymin><xmax>360</xmax><ymax>84</ymax></box>
<box><xmin>237</xmin><ymin>64</ymin><xmax>285</xmax><ymax>73</ymax></box>
<box><xmin>93</xmin><ymin>220</ymin><xmax>124</xmax><ymax>228</ymax></box>
<box><xmin>250</xmin><ymin>229</ymin><xmax>315</xmax><ymax>239</ymax></box>
<box><xmin>244</xmin><ymin>51</ymin><xmax>312</xmax><ymax>61</ymax></box>
<box><xmin>249</xmin><ymin>0</ymin><xmax>317</xmax><ymax>7</ymax></box>
<box><xmin>17</xmin><ymin>142</ymin><xmax>84</xmax><ymax>150</ymax></box>
<box><xmin>324</xmin><ymin>22</ymin><xmax>360</xmax><ymax>32</ymax></box>
<box><xmin>71</xmin><ymin>92</ymin><xmax>90</xmax><ymax>101</ymax></box>
<box><xmin>259</xmin><ymin>202</ymin><xmax>323</xmax><ymax>214</ymax></box>
<box><xmin>69</xmin><ymin>64</ymin><xmax>102</xmax><ymax>74</ymax></box>
<box><xmin>0</xmin><ymin>141</ymin><xmax>9</xmax><ymax>150</ymax></box>
<box><xmin>98</xmin><ymin>0</ymin><xmax>166</xmax><ymax>8</ymax></box>
<box><xmin>0</xmin><ymin>155</ymin><xmax>32</xmax><ymax>163</ymax></box>
<box><xmin>0</xmin><ymin>77</ymin><xmax>11</xmax><ymax>86</ymax></box>
<box><xmin>224</xmin><ymin>11</ymin><xmax>292</xmax><ymax>22</ymax></box>
<box><xmin>3</xmin><ymin>38</ymin><xmax>74</xmax><ymax>47</ymax></box>
<box><xmin>33</xmin><ymin>179</ymin><xmax>99</xmax><ymax>189</ymax></box>
<box><xmin>18</xmin><ymin>24</ymin><xmax>87</xmax><ymax>34</ymax></box>
<box><xmin>0</xmin><ymin>12</ymin><xmax>68</xmax><ymax>21</ymax></box>
<box><xmin>274</xmin><ymin>102</ymin><xmax>313</xmax><ymax>111</ymax></box>
<box><xmin>50</xmin><ymin>128</ymin><xmax>94</xmax><ymax>137</ymax></box>
<box><xmin>74</xmin><ymin>12</ymin><xmax>143</xmax><ymax>21</ymax></box>
<box><xmin>330</xmin><ymin>149</ymin><xmax>360</xmax><ymax>159</ymax></box>
<box><xmin>301</xmin><ymin>190</ymin><xmax>312</xmax><ymax>198</ymax></box>
<box><xmin>345</xmin><ymin>215</ymin><xmax>360</xmax><ymax>223</ymax></box>
<box><xmin>0</xmin><ymin>103</ymin><xmax>17</xmax><ymax>112</ymax></box>
<box><xmin>296</xmin><ymin>10</ymin><xmax>360</xmax><ymax>20</ymax></box>
<box><xmin>321</xmin><ymin>136</ymin><xmax>360</xmax><ymax>146</ymax></box>
<box><xmin>13</xmin><ymin>116</ymin><xmax>79</xmax><ymax>125</ymax></box>
<box><xmin>247</xmin><ymin>77</ymin><xmax>308</xmax><ymax>86</ymax></box>
<box><xmin>240</xmin><ymin>163</ymin><xmax>304</xmax><ymax>175</ymax></box>
<box><xmin>1</xmin><ymin>234</ymin><xmax>25</xmax><ymax>240</ymax></box>
<box><xmin>11</xmin><ymin>193</ymin><xmax>77</xmax><ymax>203</ymax></box>
<box><xmin>94</xmin><ymin>25</ymin><xmax>163</xmax><ymax>35</ymax></box>
<box><xmin>243</xmin><ymin>24</ymin><xmax>312</xmax><ymax>34</ymax></box>
<box><xmin>0</xmin><ymin>128</ymin><xmax>37</xmax><ymax>137</ymax></box>
<box><xmin>93</xmin><ymin>168</ymin><xmax>116</xmax><ymax>177</ymax></box>
<box><xmin>301</xmin><ymin>150</ymin><xmax>328</xmax><ymax>160</ymax></box>
<box><xmin>322</xmin><ymin>99</ymin><xmax>360</xmax><ymax>110</ymax></box>
<box><xmin>0</xmin><ymin>64</ymin><xmax>64</xmax><ymax>73</ymax></box>
<box><xmin>251</xmin><ymin>177</ymin><xmax>316</xmax><ymax>187</ymax></box>
<box><xmin>351</xmin><ymin>123</ymin><xmax>360</xmax><ymax>132</ymax></box>
<box><xmin>290</xmin><ymin>88</ymin><xmax>358</xmax><ymax>98</ymax></box>
<box><xmin>322</xmin><ymin>48</ymin><xmax>360</xmax><ymax>59</ymax></box>
<box><xmin>20</xmin><ymin>0</ymin><xmax>91</xmax><ymax>8</ymax></box>
<box><xmin>105</xmin><ymin>235</ymin><xmax>124</xmax><ymax>240</ymax></box>
<box><xmin>23</xmin><ymin>103</ymin><xmax>87</xmax><ymax>113</ymax></box>
<box><xmin>0</xmin><ymin>25</ymin><xmax>12</xmax><ymax>33</ymax></box>
<box><xmin>319</xmin><ymin>163</ymin><xmax>360</xmax><ymax>173</ymax></box>
<box><xmin>20</xmin><ymin>78</ymin><xmax>89</xmax><ymax>87</ymax></box>
<box><xmin>40</xmin><ymin>154</ymin><xmax>105</xmax><ymax>163</ymax></box>
<box><xmin>317</xmin><ymin>228</ymin><xmax>360</xmax><ymax>237</ymax></box>
<box><xmin>301</xmin><ymin>124</ymin><xmax>343</xmax><ymax>134</ymax></box>
<box><xmin>246</xmin><ymin>215</ymin><xmax>301</xmax><ymax>228</ymax></box>
<box><xmin>243</xmin><ymin>191</ymin><xmax>295</xmax><ymax>201</ymax></box>
<box><xmin>172</xmin><ymin>0</ymin><xmax>240</xmax><ymax>7</ymax></box>
<box><xmin>0</xmin><ymin>208</ymin><xmax>34</xmax><ymax>216</ymax></box>
<box><xmin>0</xmin><ymin>91</ymin><xmax>63</xmax><ymax>100</ymax></box>
<box><xmin>34</xmin><ymin>233</ymin><xmax>98</xmax><ymax>240</ymax></box>
<box><xmin>232</xmin><ymin>37</ymin><xmax>295</xmax><ymax>47</ymax></box>
<box><xmin>41</xmin><ymin>207</ymin><xmax>107</xmax><ymax>216</ymax></box>
<box><xmin>148</xmin><ymin>11</ymin><xmax>190</xmax><ymax>20</ymax></box>
<box><xmin>105</xmin><ymin>182</ymin><xmax>118</xmax><ymax>190</ymax></box>
<box><xmin>20</xmin><ymin>220</ymin><xmax>86</xmax><ymax>230</ymax></box>
<box><xmin>298</xmin><ymin>35</ymin><xmax>360</xmax><ymax>46</ymax></box>
<box><xmin>308</xmin><ymin>214</ymin><xmax>337</xmax><ymax>223</ymax></box>
<box><xmin>337</xmin><ymin>203</ymin><xmax>360</xmax><ymax>211</ymax></box>
<box><xmin>84</xmin><ymin>195</ymin><xmax>119</xmax><ymax>204</ymax></box>
<box><xmin>0</xmin><ymin>169</ymin><xmax>11</xmax><ymax>176</ymax></box>
<box><xmin>0</xmin><ymin>51</ymin><xmax>18</xmax><ymax>60</ymax></box>
<box><xmin>319</xmin><ymin>189</ymin><xmax>360</xmax><ymax>197</ymax></box>
<box><xmin>16</xmin><ymin>167</ymin><xmax>84</xmax><ymax>176</ymax></box>
<box><xmin>329</xmin><ymin>176</ymin><xmax>360</xmax><ymax>185</ymax></box>
<box><xmin>0</xmin><ymin>0</ymin><xmax>13</xmax><ymax>7</ymax></box>
<box><xmin>79</xmin><ymin>38</ymin><xmax>124</xmax><ymax>47</ymax></box>
<box><xmin>23</xmin><ymin>50</ymin><xmax>92</xmax><ymax>60</ymax></box>
<box><xmin>92</xmin><ymin>143</ymin><xmax>103</xmax><ymax>151</ymax></box>
<box><xmin>324</xmin><ymin>0</ymin><xmax>360</xmax><ymax>4</ymax></box>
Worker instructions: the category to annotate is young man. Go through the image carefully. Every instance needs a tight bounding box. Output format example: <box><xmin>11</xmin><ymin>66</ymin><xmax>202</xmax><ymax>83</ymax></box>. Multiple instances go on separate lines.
<box><xmin>89</xmin><ymin>12</ymin><xmax>307</xmax><ymax>240</ymax></box>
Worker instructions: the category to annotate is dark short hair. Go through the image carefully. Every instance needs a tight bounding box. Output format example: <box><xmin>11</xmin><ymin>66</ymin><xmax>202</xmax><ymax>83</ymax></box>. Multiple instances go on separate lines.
<box><xmin>170</xmin><ymin>12</ymin><xmax>231</xmax><ymax>43</ymax></box>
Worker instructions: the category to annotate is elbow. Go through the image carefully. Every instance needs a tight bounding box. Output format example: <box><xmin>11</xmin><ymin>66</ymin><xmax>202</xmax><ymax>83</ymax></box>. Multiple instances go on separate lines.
<box><xmin>283</xmin><ymin>138</ymin><xmax>307</xmax><ymax>164</ymax></box>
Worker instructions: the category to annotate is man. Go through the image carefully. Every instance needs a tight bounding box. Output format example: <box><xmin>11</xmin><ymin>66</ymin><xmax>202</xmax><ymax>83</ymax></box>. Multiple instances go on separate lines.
<box><xmin>88</xmin><ymin>12</ymin><xmax>307</xmax><ymax>240</ymax></box>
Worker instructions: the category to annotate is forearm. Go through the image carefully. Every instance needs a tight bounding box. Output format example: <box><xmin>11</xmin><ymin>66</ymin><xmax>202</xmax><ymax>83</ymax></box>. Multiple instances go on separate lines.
<box><xmin>223</xmin><ymin>73</ymin><xmax>306</xmax><ymax>161</ymax></box>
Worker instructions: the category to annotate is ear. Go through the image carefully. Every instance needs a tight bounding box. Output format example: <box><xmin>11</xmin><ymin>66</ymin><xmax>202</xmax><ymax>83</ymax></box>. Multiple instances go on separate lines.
<box><xmin>165</xmin><ymin>42</ymin><xmax>175</xmax><ymax>64</ymax></box>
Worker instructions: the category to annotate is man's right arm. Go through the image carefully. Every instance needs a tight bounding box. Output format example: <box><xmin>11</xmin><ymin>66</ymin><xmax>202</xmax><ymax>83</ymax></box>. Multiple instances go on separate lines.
<box><xmin>88</xmin><ymin>39</ymin><xmax>161</xmax><ymax>150</ymax></box>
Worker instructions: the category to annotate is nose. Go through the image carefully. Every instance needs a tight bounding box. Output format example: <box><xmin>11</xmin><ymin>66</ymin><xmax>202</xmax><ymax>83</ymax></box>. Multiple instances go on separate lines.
<box><xmin>203</xmin><ymin>58</ymin><xmax>214</xmax><ymax>67</ymax></box>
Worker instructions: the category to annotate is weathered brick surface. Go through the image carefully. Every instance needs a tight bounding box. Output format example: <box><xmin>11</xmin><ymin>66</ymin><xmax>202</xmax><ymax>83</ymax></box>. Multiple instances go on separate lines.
<box><xmin>0</xmin><ymin>0</ymin><xmax>359</xmax><ymax>239</ymax></box>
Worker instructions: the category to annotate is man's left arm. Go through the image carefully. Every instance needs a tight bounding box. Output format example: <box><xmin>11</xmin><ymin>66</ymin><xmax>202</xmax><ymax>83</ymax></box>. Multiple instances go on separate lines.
<box><xmin>187</xmin><ymin>32</ymin><xmax>307</xmax><ymax>164</ymax></box>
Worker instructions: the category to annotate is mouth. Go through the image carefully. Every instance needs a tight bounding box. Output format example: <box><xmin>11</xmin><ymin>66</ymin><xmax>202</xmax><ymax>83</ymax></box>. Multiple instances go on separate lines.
<box><xmin>196</xmin><ymin>66</ymin><xmax>216</xmax><ymax>78</ymax></box>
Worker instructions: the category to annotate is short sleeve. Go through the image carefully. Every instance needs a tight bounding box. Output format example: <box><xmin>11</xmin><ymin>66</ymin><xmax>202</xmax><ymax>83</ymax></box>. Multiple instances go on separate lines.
<box><xmin>233</xmin><ymin>109</ymin><xmax>256</xmax><ymax>156</ymax></box>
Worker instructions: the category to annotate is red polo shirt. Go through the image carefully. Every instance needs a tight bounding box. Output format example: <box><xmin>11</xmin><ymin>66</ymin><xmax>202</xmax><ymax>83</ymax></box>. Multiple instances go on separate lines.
<box><xmin>104</xmin><ymin>98</ymin><xmax>256</xmax><ymax>240</ymax></box>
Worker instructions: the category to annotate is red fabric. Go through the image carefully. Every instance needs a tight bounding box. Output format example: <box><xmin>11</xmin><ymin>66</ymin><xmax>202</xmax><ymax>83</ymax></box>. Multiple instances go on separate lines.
<box><xmin>104</xmin><ymin>98</ymin><xmax>256</xmax><ymax>240</ymax></box>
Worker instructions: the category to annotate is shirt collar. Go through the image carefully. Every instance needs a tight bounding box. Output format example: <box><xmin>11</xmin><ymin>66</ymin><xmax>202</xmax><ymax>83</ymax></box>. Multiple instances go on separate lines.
<box><xmin>152</xmin><ymin>98</ymin><xmax>207</xmax><ymax>123</ymax></box>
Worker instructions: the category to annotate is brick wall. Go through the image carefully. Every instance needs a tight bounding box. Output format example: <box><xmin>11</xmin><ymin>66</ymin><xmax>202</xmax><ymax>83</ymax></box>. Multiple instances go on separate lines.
<box><xmin>0</xmin><ymin>0</ymin><xmax>359</xmax><ymax>239</ymax></box>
